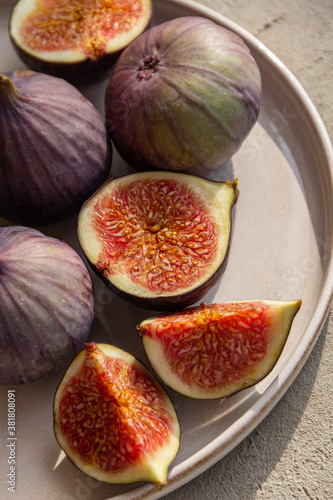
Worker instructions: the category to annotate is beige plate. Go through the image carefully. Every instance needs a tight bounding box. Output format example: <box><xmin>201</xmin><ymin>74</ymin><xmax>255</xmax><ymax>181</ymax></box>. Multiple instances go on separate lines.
<box><xmin>0</xmin><ymin>0</ymin><xmax>333</xmax><ymax>499</ymax></box>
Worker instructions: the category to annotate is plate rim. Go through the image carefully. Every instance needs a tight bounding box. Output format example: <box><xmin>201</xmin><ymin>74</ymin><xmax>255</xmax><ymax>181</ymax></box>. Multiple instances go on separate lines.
<box><xmin>114</xmin><ymin>0</ymin><xmax>333</xmax><ymax>497</ymax></box>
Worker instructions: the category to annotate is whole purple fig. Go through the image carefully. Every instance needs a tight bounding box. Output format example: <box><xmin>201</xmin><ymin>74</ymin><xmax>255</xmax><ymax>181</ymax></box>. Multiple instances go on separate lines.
<box><xmin>0</xmin><ymin>70</ymin><xmax>111</xmax><ymax>225</ymax></box>
<box><xmin>105</xmin><ymin>16</ymin><xmax>261</xmax><ymax>176</ymax></box>
<box><xmin>0</xmin><ymin>226</ymin><xmax>94</xmax><ymax>384</ymax></box>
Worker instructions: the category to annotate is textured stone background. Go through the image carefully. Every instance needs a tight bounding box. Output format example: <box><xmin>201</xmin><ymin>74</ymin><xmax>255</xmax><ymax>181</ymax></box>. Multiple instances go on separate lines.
<box><xmin>164</xmin><ymin>1</ymin><xmax>333</xmax><ymax>499</ymax></box>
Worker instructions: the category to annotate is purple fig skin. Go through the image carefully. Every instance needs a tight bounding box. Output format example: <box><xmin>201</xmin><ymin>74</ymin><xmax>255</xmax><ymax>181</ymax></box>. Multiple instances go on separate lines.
<box><xmin>0</xmin><ymin>226</ymin><xmax>94</xmax><ymax>384</ymax></box>
<box><xmin>8</xmin><ymin>45</ymin><xmax>119</xmax><ymax>86</ymax></box>
<box><xmin>105</xmin><ymin>16</ymin><xmax>262</xmax><ymax>175</ymax></box>
<box><xmin>0</xmin><ymin>70</ymin><xmax>112</xmax><ymax>225</ymax></box>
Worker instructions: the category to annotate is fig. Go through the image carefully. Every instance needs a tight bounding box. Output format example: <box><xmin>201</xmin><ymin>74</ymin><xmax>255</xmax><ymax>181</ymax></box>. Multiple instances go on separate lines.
<box><xmin>139</xmin><ymin>300</ymin><xmax>302</xmax><ymax>399</ymax></box>
<box><xmin>78</xmin><ymin>171</ymin><xmax>239</xmax><ymax>311</ymax></box>
<box><xmin>53</xmin><ymin>342</ymin><xmax>180</xmax><ymax>484</ymax></box>
<box><xmin>9</xmin><ymin>0</ymin><xmax>152</xmax><ymax>83</ymax></box>
<box><xmin>0</xmin><ymin>70</ymin><xmax>111</xmax><ymax>225</ymax></box>
<box><xmin>105</xmin><ymin>16</ymin><xmax>261</xmax><ymax>176</ymax></box>
<box><xmin>0</xmin><ymin>226</ymin><xmax>94</xmax><ymax>384</ymax></box>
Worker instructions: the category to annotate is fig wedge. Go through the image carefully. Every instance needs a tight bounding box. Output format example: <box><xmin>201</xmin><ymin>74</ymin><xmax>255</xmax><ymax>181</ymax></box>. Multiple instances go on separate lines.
<box><xmin>9</xmin><ymin>0</ymin><xmax>152</xmax><ymax>83</ymax></box>
<box><xmin>53</xmin><ymin>342</ymin><xmax>180</xmax><ymax>484</ymax></box>
<box><xmin>78</xmin><ymin>171</ymin><xmax>239</xmax><ymax>311</ymax></box>
<box><xmin>139</xmin><ymin>300</ymin><xmax>302</xmax><ymax>399</ymax></box>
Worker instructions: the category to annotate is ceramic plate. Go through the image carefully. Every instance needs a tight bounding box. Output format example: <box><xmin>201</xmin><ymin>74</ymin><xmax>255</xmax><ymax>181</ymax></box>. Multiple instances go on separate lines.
<box><xmin>1</xmin><ymin>0</ymin><xmax>333</xmax><ymax>499</ymax></box>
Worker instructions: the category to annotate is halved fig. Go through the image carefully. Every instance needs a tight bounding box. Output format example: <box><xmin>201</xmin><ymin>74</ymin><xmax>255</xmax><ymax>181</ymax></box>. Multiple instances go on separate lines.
<box><xmin>9</xmin><ymin>0</ymin><xmax>152</xmax><ymax>83</ymax></box>
<box><xmin>78</xmin><ymin>171</ymin><xmax>239</xmax><ymax>311</ymax></box>
<box><xmin>139</xmin><ymin>300</ymin><xmax>302</xmax><ymax>399</ymax></box>
<box><xmin>53</xmin><ymin>342</ymin><xmax>180</xmax><ymax>484</ymax></box>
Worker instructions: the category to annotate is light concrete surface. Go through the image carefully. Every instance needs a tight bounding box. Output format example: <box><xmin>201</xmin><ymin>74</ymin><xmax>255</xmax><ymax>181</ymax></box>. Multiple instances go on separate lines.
<box><xmin>163</xmin><ymin>1</ymin><xmax>333</xmax><ymax>499</ymax></box>
<box><xmin>0</xmin><ymin>2</ymin><xmax>331</xmax><ymax>499</ymax></box>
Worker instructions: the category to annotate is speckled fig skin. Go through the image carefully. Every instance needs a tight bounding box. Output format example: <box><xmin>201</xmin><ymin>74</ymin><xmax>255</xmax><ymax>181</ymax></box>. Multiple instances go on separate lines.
<box><xmin>0</xmin><ymin>70</ymin><xmax>111</xmax><ymax>225</ymax></box>
<box><xmin>0</xmin><ymin>226</ymin><xmax>94</xmax><ymax>384</ymax></box>
<box><xmin>105</xmin><ymin>16</ymin><xmax>262</xmax><ymax>175</ymax></box>
<box><xmin>9</xmin><ymin>0</ymin><xmax>153</xmax><ymax>85</ymax></box>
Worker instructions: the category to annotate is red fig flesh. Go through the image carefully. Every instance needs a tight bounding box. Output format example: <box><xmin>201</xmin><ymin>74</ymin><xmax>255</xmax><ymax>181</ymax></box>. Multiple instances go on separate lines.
<box><xmin>9</xmin><ymin>0</ymin><xmax>152</xmax><ymax>83</ymax></box>
<box><xmin>78</xmin><ymin>171</ymin><xmax>239</xmax><ymax>311</ymax></box>
<box><xmin>53</xmin><ymin>342</ymin><xmax>180</xmax><ymax>484</ymax></box>
<box><xmin>140</xmin><ymin>300</ymin><xmax>302</xmax><ymax>399</ymax></box>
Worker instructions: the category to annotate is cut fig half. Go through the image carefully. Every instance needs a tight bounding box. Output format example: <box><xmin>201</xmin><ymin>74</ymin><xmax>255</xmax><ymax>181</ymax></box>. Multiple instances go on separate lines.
<box><xmin>53</xmin><ymin>342</ymin><xmax>180</xmax><ymax>484</ymax></box>
<box><xmin>139</xmin><ymin>300</ymin><xmax>302</xmax><ymax>399</ymax></box>
<box><xmin>78</xmin><ymin>171</ymin><xmax>239</xmax><ymax>311</ymax></box>
<box><xmin>9</xmin><ymin>0</ymin><xmax>152</xmax><ymax>83</ymax></box>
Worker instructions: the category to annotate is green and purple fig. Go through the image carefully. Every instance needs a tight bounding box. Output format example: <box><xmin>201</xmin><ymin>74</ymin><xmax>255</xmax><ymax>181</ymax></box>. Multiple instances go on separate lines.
<box><xmin>0</xmin><ymin>226</ymin><xmax>94</xmax><ymax>384</ymax></box>
<box><xmin>105</xmin><ymin>16</ymin><xmax>261</xmax><ymax>176</ymax></box>
<box><xmin>0</xmin><ymin>70</ymin><xmax>111</xmax><ymax>225</ymax></box>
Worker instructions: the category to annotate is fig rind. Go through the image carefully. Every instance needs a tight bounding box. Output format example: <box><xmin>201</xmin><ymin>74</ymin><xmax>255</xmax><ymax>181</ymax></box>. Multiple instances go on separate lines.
<box><xmin>53</xmin><ymin>342</ymin><xmax>180</xmax><ymax>484</ymax></box>
<box><xmin>140</xmin><ymin>300</ymin><xmax>302</xmax><ymax>399</ymax></box>
<box><xmin>105</xmin><ymin>16</ymin><xmax>261</xmax><ymax>175</ymax></box>
<box><xmin>78</xmin><ymin>171</ymin><xmax>239</xmax><ymax>311</ymax></box>
<box><xmin>9</xmin><ymin>0</ymin><xmax>152</xmax><ymax>84</ymax></box>
<box><xmin>0</xmin><ymin>226</ymin><xmax>94</xmax><ymax>384</ymax></box>
<box><xmin>0</xmin><ymin>70</ymin><xmax>111</xmax><ymax>225</ymax></box>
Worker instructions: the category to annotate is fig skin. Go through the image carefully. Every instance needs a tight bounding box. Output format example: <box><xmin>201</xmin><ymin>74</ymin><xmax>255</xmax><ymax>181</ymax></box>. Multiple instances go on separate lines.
<box><xmin>140</xmin><ymin>300</ymin><xmax>302</xmax><ymax>399</ymax></box>
<box><xmin>53</xmin><ymin>342</ymin><xmax>180</xmax><ymax>484</ymax></box>
<box><xmin>77</xmin><ymin>171</ymin><xmax>239</xmax><ymax>311</ymax></box>
<box><xmin>0</xmin><ymin>226</ymin><xmax>94</xmax><ymax>384</ymax></box>
<box><xmin>0</xmin><ymin>70</ymin><xmax>112</xmax><ymax>225</ymax></box>
<box><xmin>9</xmin><ymin>0</ymin><xmax>153</xmax><ymax>85</ymax></box>
<box><xmin>105</xmin><ymin>16</ymin><xmax>262</xmax><ymax>176</ymax></box>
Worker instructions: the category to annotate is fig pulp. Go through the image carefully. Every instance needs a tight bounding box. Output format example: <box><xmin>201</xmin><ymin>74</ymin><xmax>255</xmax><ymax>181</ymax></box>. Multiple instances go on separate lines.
<box><xmin>78</xmin><ymin>171</ymin><xmax>239</xmax><ymax>311</ymax></box>
<box><xmin>105</xmin><ymin>16</ymin><xmax>261</xmax><ymax>175</ymax></box>
<box><xmin>9</xmin><ymin>0</ymin><xmax>152</xmax><ymax>83</ymax></box>
<box><xmin>0</xmin><ymin>226</ymin><xmax>94</xmax><ymax>384</ymax></box>
<box><xmin>53</xmin><ymin>342</ymin><xmax>180</xmax><ymax>484</ymax></box>
<box><xmin>0</xmin><ymin>70</ymin><xmax>111</xmax><ymax>225</ymax></box>
<box><xmin>140</xmin><ymin>300</ymin><xmax>302</xmax><ymax>399</ymax></box>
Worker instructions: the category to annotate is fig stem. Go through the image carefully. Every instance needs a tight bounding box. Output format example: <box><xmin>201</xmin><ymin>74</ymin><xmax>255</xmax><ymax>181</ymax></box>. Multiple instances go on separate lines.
<box><xmin>0</xmin><ymin>74</ymin><xmax>19</xmax><ymax>101</ymax></box>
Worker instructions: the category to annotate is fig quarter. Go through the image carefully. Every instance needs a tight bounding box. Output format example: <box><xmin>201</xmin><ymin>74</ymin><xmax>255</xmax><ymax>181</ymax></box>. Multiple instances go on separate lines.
<box><xmin>140</xmin><ymin>300</ymin><xmax>302</xmax><ymax>399</ymax></box>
